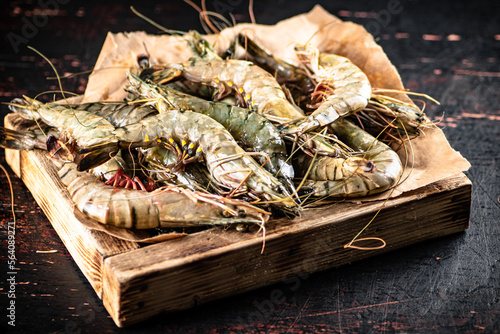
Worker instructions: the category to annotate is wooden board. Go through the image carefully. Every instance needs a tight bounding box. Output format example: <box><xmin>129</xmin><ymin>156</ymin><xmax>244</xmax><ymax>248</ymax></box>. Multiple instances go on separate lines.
<box><xmin>4</xmin><ymin>119</ymin><xmax>471</xmax><ymax>327</ymax></box>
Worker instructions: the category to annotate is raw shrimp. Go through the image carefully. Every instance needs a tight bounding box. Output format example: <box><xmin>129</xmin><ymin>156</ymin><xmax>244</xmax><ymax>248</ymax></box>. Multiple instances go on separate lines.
<box><xmin>126</xmin><ymin>73</ymin><xmax>296</xmax><ymax>194</ymax></box>
<box><xmin>8</xmin><ymin>96</ymin><xmax>121</xmax><ymax>169</ymax></box>
<box><xmin>298</xmin><ymin>119</ymin><xmax>403</xmax><ymax>197</ymax></box>
<box><xmin>143</xmin><ymin>61</ymin><xmax>341</xmax><ymax>157</ymax></box>
<box><xmin>93</xmin><ymin>110</ymin><xmax>296</xmax><ymax>208</ymax></box>
<box><xmin>278</xmin><ymin>45</ymin><xmax>372</xmax><ymax>135</ymax></box>
<box><xmin>58</xmin><ymin>162</ymin><xmax>269</xmax><ymax>229</ymax></box>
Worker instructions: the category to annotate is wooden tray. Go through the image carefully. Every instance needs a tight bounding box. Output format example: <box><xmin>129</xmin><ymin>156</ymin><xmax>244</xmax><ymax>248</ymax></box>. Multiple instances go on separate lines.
<box><xmin>4</xmin><ymin>118</ymin><xmax>471</xmax><ymax>327</ymax></box>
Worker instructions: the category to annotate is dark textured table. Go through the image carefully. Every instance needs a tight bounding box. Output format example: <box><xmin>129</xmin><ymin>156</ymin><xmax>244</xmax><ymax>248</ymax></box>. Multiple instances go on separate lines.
<box><xmin>1</xmin><ymin>0</ymin><xmax>499</xmax><ymax>332</ymax></box>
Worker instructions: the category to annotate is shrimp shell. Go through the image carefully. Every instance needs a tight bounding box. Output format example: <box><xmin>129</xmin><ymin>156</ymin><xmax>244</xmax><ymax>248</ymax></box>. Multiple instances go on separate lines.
<box><xmin>112</xmin><ymin>110</ymin><xmax>296</xmax><ymax>208</ymax></box>
<box><xmin>294</xmin><ymin>154</ymin><xmax>374</xmax><ymax>182</ymax></box>
<box><xmin>58</xmin><ymin>163</ymin><xmax>269</xmax><ymax>229</ymax></box>
<box><xmin>299</xmin><ymin>119</ymin><xmax>403</xmax><ymax>197</ymax></box>
<box><xmin>126</xmin><ymin>74</ymin><xmax>296</xmax><ymax>194</ymax></box>
<box><xmin>53</xmin><ymin>101</ymin><xmax>159</xmax><ymax>127</ymax></box>
<box><xmin>8</xmin><ymin>96</ymin><xmax>118</xmax><ymax>149</ymax></box>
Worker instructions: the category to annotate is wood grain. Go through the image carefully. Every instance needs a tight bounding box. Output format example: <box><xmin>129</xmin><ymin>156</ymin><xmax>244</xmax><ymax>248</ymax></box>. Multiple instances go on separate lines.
<box><xmin>102</xmin><ymin>174</ymin><xmax>470</xmax><ymax>326</ymax></box>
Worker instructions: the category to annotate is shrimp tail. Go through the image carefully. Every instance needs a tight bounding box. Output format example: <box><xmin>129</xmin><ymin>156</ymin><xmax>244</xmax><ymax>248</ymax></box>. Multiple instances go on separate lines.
<box><xmin>45</xmin><ymin>134</ymin><xmax>77</xmax><ymax>162</ymax></box>
<box><xmin>75</xmin><ymin>149</ymin><xmax>119</xmax><ymax>172</ymax></box>
<box><xmin>75</xmin><ymin>141</ymin><xmax>121</xmax><ymax>171</ymax></box>
<box><xmin>0</xmin><ymin>126</ymin><xmax>46</xmax><ymax>151</ymax></box>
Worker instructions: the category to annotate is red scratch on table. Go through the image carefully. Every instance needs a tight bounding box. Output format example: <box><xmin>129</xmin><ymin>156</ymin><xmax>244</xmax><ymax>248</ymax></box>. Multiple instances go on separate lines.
<box><xmin>420</xmin><ymin>57</ymin><xmax>435</xmax><ymax>63</ymax></box>
<box><xmin>338</xmin><ymin>10</ymin><xmax>352</xmax><ymax>17</ymax></box>
<box><xmin>423</xmin><ymin>34</ymin><xmax>442</xmax><ymax>41</ymax></box>
<box><xmin>461</xmin><ymin>112</ymin><xmax>500</xmax><ymax>121</ymax></box>
<box><xmin>431</xmin><ymin>110</ymin><xmax>500</xmax><ymax>128</ymax></box>
<box><xmin>447</xmin><ymin>34</ymin><xmax>461</xmax><ymax>41</ymax></box>
<box><xmin>353</xmin><ymin>11</ymin><xmax>377</xmax><ymax>18</ymax></box>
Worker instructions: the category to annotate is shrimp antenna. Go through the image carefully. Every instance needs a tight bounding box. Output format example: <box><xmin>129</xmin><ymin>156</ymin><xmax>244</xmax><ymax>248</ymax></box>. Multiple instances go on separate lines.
<box><xmin>130</xmin><ymin>6</ymin><xmax>186</xmax><ymax>35</ymax></box>
<box><xmin>27</xmin><ymin>46</ymin><xmax>70</xmax><ymax>105</ymax></box>
<box><xmin>199</xmin><ymin>10</ymin><xmax>232</xmax><ymax>33</ymax></box>
<box><xmin>248</xmin><ymin>0</ymin><xmax>256</xmax><ymax>24</ymax></box>
<box><xmin>372</xmin><ymin>88</ymin><xmax>440</xmax><ymax>105</ymax></box>
<box><xmin>23</xmin><ymin>47</ymin><xmax>89</xmax><ymax>137</ymax></box>
<box><xmin>303</xmin><ymin>19</ymin><xmax>339</xmax><ymax>46</ymax></box>
<box><xmin>184</xmin><ymin>0</ymin><xmax>219</xmax><ymax>34</ymax></box>
<box><xmin>293</xmin><ymin>150</ymin><xmax>319</xmax><ymax>202</ymax></box>
<box><xmin>33</xmin><ymin>90</ymin><xmax>80</xmax><ymax>100</ymax></box>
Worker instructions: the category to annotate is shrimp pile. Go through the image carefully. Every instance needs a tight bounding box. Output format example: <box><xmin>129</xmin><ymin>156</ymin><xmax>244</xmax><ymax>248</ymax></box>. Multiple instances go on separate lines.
<box><xmin>0</xmin><ymin>17</ymin><xmax>435</xmax><ymax>233</ymax></box>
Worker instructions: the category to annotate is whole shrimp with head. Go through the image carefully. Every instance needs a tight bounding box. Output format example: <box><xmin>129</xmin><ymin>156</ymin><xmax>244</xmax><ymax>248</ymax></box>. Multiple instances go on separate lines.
<box><xmin>59</xmin><ymin>161</ymin><xmax>270</xmax><ymax>229</ymax></box>
<box><xmin>0</xmin><ymin>121</ymin><xmax>271</xmax><ymax>229</ymax></box>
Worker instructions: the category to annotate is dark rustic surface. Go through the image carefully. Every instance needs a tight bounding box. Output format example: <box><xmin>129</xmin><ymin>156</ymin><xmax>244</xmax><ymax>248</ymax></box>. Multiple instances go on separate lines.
<box><xmin>1</xmin><ymin>0</ymin><xmax>499</xmax><ymax>333</ymax></box>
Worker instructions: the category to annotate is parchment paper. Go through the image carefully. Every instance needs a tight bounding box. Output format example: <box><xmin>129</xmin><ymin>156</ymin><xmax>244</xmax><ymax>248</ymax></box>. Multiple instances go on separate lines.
<box><xmin>83</xmin><ymin>5</ymin><xmax>470</xmax><ymax>201</ymax></box>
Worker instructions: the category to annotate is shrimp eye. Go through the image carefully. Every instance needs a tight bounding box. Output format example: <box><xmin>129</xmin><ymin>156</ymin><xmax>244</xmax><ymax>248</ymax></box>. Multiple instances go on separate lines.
<box><xmin>237</xmin><ymin>209</ymin><xmax>247</xmax><ymax>218</ymax></box>
<box><xmin>137</xmin><ymin>54</ymin><xmax>150</xmax><ymax>69</ymax></box>
<box><xmin>297</xmin><ymin>188</ymin><xmax>314</xmax><ymax>196</ymax></box>
<box><xmin>365</xmin><ymin>161</ymin><xmax>376</xmax><ymax>173</ymax></box>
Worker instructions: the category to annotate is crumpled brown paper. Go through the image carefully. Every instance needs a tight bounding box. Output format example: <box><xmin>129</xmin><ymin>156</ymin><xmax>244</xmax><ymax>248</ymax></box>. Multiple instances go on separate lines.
<box><xmin>83</xmin><ymin>5</ymin><xmax>470</xmax><ymax>202</ymax></box>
